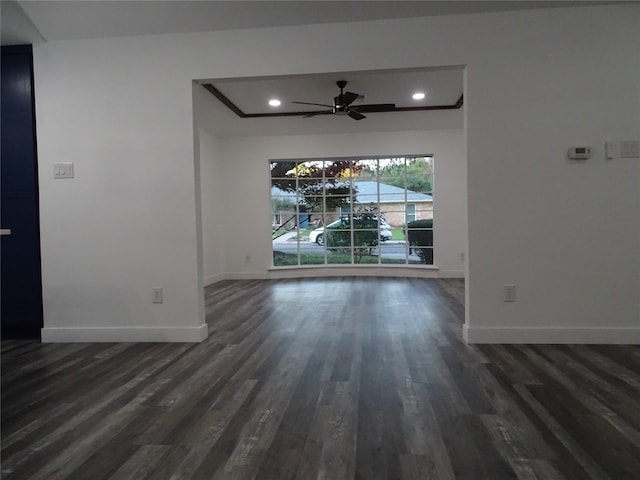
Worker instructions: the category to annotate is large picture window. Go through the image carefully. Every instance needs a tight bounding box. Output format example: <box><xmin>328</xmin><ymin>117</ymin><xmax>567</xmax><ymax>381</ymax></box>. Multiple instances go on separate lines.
<box><xmin>271</xmin><ymin>156</ymin><xmax>433</xmax><ymax>266</ymax></box>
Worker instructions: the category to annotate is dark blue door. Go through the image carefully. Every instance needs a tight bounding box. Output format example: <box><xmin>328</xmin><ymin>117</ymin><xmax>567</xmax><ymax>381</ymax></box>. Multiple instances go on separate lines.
<box><xmin>1</xmin><ymin>45</ymin><xmax>43</xmax><ymax>339</ymax></box>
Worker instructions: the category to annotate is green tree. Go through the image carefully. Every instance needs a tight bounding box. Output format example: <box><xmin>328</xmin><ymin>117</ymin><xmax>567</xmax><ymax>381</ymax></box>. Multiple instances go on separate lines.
<box><xmin>270</xmin><ymin>160</ymin><xmax>362</xmax><ymax>211</ymax></box>
<box><xmin>380</xmin><ymin>157</ymin><xmax>432</xmax><ymax>193</ymax></box>
<box><xmin>271</xmin><ymin>197</ymin><xmax>296</xmax><ymax>212</ymax></box>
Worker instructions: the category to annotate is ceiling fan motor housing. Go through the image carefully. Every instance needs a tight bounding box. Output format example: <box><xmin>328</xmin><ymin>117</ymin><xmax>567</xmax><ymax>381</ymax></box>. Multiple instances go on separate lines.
<box><xmin>333</xmin><ymin>96</ymin><xmax>348</xmax><ymax>114</ymax></box>
<box><xmin>292</xmin><ymin>79</ymin><xmax>394</xmax><ymax>120</ymax></box>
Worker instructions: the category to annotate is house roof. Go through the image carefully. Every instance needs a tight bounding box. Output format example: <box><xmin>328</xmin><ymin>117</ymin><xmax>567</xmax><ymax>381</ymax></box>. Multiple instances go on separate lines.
<box><xmin>353</xmin><ymin>181</ymin><xmax>432</xmax><ymax>203</ymax></box>
<box><xmin>271</xmin><ymin>181</ymin><xmax>432</xmax><ymax>204</ymax></box>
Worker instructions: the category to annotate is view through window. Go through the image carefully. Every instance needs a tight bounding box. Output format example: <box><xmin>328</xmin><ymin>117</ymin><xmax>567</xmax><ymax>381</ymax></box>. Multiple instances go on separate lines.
<box><xmin>271</xmin><ymin>156</ymin><xmax>433</xmax><ymax>266</ymax></box>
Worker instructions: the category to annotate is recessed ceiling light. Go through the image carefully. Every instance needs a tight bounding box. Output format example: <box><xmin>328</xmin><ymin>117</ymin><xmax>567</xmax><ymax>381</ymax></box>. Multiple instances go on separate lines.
<box><xmin>268</xmin><ymin>99</ymin><xmax>281</xmax><ymax>107</ymax></box>
<box><xmin>412</xmin><ymin>92</ymin><xmax>426</xmax><ymax>100</ymax></box>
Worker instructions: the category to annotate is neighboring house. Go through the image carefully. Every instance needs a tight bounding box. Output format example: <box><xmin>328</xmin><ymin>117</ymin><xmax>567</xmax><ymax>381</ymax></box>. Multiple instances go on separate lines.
<box><xmin>271</xmin><ymin>181</ymin><xmax>432</xmax><ymax>228</ymax></box>
<box><xmin>349</xmin><ymin>181</ymin><xmax>432</xmax><ymax>227</ymax></box>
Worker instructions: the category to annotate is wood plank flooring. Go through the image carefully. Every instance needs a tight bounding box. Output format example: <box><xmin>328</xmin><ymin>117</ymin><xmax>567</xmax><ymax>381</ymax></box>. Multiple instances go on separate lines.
<box><xmin>2</xmin><ymin>277</ymin><xmax>639</xmax><ymax>479</ymax></box>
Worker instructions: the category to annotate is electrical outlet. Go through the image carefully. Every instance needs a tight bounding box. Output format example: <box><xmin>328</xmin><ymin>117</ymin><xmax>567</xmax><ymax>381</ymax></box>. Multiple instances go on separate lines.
<box><xmin>460</xmin><ymin>252</ymin><xmax>465</xmax><ymax>262</ymax></box>
<box><xmin>504</xmin><ymin>284</ymin><xmax>516</xmax><ymax>302</ymax></box>
<box><xmin>152</xmin><ymin>287</ymin><xmax>163</xmax><ymax>304</ymax></box>
<box><xmin>245</xmin><ymin>255</ymin><xmax>251</xmax><ymax>263</ymax></box>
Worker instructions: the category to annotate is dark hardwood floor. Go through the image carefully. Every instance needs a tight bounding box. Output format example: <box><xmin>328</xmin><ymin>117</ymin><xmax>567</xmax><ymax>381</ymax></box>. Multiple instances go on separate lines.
<box><xmin>2</xmin><ymin>278</ymin><xmax>639</xmax><ymax>479</ymax></box>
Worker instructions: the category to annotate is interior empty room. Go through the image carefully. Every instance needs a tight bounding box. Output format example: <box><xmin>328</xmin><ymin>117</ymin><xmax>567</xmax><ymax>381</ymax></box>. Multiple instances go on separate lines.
<box><xmin>1</xmin><ymin>1</ymin><xmax>639</xmax><ymax>479</ymax></box>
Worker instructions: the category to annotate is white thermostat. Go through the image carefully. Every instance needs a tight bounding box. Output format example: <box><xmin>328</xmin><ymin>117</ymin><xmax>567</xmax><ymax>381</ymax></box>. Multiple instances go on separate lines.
<box><xmin>568</xmin><ymin>146</ymin><xmax>590</xmax><ymax>160</ymax></box>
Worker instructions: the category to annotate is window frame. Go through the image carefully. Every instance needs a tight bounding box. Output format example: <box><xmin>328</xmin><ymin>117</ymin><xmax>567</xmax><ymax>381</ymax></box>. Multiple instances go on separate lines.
<box><xmin>270</xmin><ymin>155</ymin><xmax>434</xmax><ymax>267</ymax></box>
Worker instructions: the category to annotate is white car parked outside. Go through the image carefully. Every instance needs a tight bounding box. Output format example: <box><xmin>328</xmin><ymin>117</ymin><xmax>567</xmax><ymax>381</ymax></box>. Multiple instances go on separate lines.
<box><xmin>308</xmin><ymin>217</ymin><xmax>393</xmax><ymax>246</ymax></box>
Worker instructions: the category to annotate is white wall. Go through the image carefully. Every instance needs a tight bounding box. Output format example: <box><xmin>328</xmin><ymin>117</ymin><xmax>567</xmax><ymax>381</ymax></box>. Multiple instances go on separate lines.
<box><xmin>198</xmin><ymin>128</ymin><xmax>225</xmax><ymax>285</ymax></box>
<box><xmin>33</xmin><ymin>4</ymin><xmax>639</xmax><ymax>343</ymax></box>
<box><xmin>215</xmin><ymin>129</ymin><xmax>466</xmax><ymax>278</ymax></box>
<box><xmin>194</xmin><ymin>84</ymin><xmax>225</xmax><ymax>286</ymax></box>
<box><xmin>462</xmin><ymin>7</ymin><xmax>640</xmax><ymax>343</ymax></box>
<box><xmin>35</xmin><ymin>37</ymin><xmax>209</xmax><ymax>342</ymax></box>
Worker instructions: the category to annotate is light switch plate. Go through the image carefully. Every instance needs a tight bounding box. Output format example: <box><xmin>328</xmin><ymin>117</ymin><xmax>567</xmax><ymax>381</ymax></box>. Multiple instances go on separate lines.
<box><xmin>621</xmin><ymin>141</ymin><xmax>640</xmax><ymax>158</ymax></box>
<box><xmin>504</xmin><ymin>284</ymin><xmax>516</xmax><ymax>302</ymax></box>
<box><xmin>53</xmin><ymin>162</ymin><xmax>74</xmax><ymax>179</ymax></box>
<box><xmin>152</xmin><ymin>287</ymin><xmax>163</xmax><ymax>304</ymax></box>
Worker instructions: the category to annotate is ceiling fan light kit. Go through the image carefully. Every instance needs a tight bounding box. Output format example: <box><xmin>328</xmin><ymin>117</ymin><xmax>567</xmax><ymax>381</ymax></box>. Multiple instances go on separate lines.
<box><xmin>292</xmin><ymin>80</ymin><xmax>396</xmax><ymax>120</ymax></box>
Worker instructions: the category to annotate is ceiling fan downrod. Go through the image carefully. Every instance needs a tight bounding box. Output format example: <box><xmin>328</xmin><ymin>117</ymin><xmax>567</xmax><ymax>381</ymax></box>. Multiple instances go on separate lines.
<box><xmin>334</xmin><ymin>80</ymin><xmax>352</xmax><ymax>113</ymax></box>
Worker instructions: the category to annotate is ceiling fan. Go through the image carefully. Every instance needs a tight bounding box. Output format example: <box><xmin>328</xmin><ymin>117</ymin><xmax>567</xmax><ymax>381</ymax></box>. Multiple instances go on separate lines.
<box><xmin>292</xmin><ymin>80</ymin><xmax>395</xmax><ymax>120</ymax></box>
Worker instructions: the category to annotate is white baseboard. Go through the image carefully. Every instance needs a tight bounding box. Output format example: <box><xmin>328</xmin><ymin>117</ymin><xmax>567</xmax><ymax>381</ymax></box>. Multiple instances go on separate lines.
<box><xmin>225</xmin><ymin>265</ymin><xmax>444</xmax><ymax>280</ymax></box>
<box><xmin>203</xmin><ymin>273</ymin><xmax>225</xmax><ymax>286</ymax></box>
<box><xmin>225</xmin><ymin>272</ymin><xmax>269</xmax><ymax>280</ymax></box>
<box><xmin>216</xmin><ymin>266</ymin><xmax>461</xmax><ymax>281</ymax></box>
<box><xmin>463</xmin><ymin>325</ymin><xmax>640</xmax><ymax>344</ymax></box>
<box><xmin>438</xmin><ymin>270</ymin><xmax>464</xmax><ymax>278</ymax></box>
<box><xmin>41</xmin><ymin>324</ymin><xmax>209</xmax><ymax>343</ymax></box>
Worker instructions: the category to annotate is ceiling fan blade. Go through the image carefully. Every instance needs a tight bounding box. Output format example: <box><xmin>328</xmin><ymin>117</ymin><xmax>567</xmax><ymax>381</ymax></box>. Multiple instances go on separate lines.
<box><xmin>292</xmin><ymin>101</ymin><xmax>333</xmax><ymax>108</ymax></box>
<box><xmin>347</xmin><ymin>109</ymin><xmax>365</xmax><ymax>120</ymax></box>
<box><xmin>304</xmin><ymin>110</ymin><xmax>333</xmax><ymax>118</ymax></box>
<box><xmin>350</xmin><ymin>103</ymin><xmax>396</xmax><ymax>113</ymax></box>
<box><xmin>341</xmin><ymin>91</ymin><xmax>360</xmax><ymax>106</ymax></box>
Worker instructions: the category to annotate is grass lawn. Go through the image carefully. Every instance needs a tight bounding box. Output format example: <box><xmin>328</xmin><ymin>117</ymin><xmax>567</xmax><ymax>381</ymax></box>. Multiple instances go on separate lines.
<box><xmin>391</xmin><ymin>228</ymin><xmax>405</xmax><ymax>241</ymax></box>
<box><xmin>283</xmin><ymin>228</ymin><xmax>313</xmax><ymax>241</ymax></box>
<box><xmin>272</xmin><ymin>228</ymin><xmax>313</xmax><ymax>241</ymax></box>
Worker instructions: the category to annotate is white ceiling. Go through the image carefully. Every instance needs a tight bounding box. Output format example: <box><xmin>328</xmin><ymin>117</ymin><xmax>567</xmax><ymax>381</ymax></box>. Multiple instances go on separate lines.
<box><xmin>0</xmin><ymin>1</ymin><xmax>611</xmax><ymax>137</ymax></box>
<box><xmin>3</xmin><ymin>1</ymin><xmax>612</xmax><ymax>45</ymax></box>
